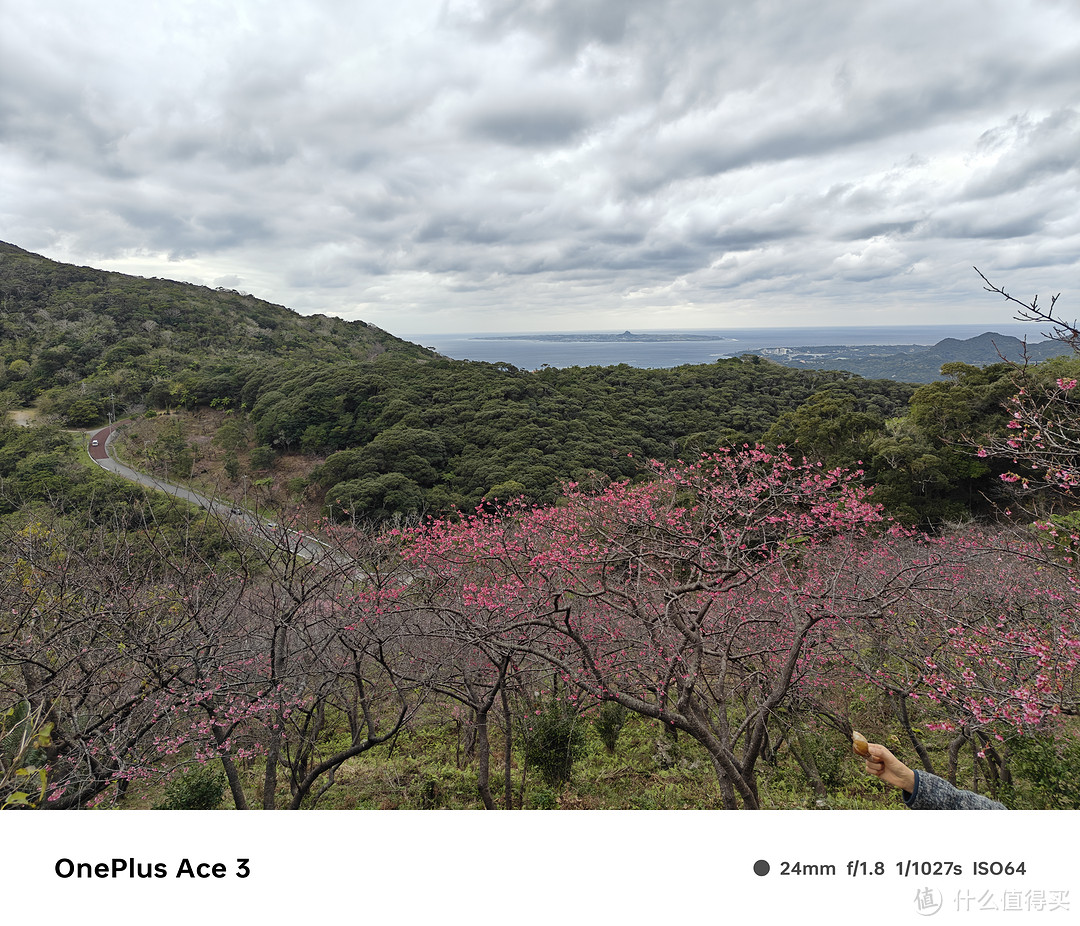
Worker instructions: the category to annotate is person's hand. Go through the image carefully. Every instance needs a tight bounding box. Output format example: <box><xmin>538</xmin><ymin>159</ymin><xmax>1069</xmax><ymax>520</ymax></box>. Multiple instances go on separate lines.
<box><xmin>865</xmin><ymin>743</ymin><xmax>916</xmax><ymax>793</ymax></box>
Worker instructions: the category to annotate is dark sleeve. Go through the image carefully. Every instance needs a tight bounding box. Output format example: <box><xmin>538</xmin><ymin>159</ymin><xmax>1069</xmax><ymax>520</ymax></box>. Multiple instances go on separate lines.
<box><xmin>904</xmin><ymin>770</ymin><xmax>1006</xmax><ymax>810</ymax></box>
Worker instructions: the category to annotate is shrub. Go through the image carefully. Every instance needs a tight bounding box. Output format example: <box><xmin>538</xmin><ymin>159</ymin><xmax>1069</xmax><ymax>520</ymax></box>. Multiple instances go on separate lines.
<box><xmin>593</xmin><ymin>702</ymin><xmax>628</xmax><ymax>754</ymax></box>
<box><xmin>529</xmin><ymin>788</ymin><xmax>558</xmax><ymax>810</ymax></box>
<box><xmin>154</xmin><ymin>764</ymin><xmax>226</xmax><ymax>810</ymax></box>
<box><xmin>521</xmin><ymin>701</ymin><xmax>586</xmax><ymax>788</ymax></box>
<box><xmin>1</xmin><ymin>702</ymin><xmax>52</xmax><ymax>809</ymax></box>
<box><xmin>1001</xmin><ymin>734</ymin><xmax>1080</xmax><ymax>809</ymax></box>
<box><xmin>406</xmin><ymin>763</ymin><xmax>476</xmax><ymax>809</ymax></box>
<box><xmin>249</xmin><ymin>445</ymin><xmax>277</xmax><ymax>471</ymax></box>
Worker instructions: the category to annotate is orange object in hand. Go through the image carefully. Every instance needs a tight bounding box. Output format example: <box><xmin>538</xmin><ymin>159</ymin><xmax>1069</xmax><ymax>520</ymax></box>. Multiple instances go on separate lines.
<box><xmin>852</xmin><ymin>731</ymin><xmax>870</xmax><ymax>756</ymax></box>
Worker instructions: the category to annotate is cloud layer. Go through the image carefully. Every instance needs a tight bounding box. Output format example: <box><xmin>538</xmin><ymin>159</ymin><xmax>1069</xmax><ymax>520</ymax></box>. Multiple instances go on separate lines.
<box><xmin>3</xmin><ymin>0</ymin><xmax>1079</xmax><ymax>334</ymax></box>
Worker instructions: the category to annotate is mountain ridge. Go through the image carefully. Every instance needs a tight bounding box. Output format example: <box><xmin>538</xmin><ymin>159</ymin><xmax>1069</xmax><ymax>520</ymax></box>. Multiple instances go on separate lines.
<box><xmin>750</xmin><ymin>330</ymin><xmax>1071</xmax><ymax>381</ymax></box>
<box><xmin>0</xmin><ymin>240</ymin><xmax>431</xmax><ymax>369</ymax></box>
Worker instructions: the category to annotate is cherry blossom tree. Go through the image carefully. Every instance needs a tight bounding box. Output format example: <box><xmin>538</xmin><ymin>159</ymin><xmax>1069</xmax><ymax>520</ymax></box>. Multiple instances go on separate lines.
<box><xmin>388</xmin><ymin>504</ymin><xmax>565</xmax><ymax>808</ymax></box>
<box><xmin>0</xmin><ymin>508</ymin><xmax>412</xmax><ymax>810</ymax></box>
<box><xmin>153</xmin><ymin>515</ymin><xmax>414</xmax><ymax>810</ymax></box>
<box><xmin>394</xmin><ymin>447</ymin><xmax>931</xmax><ymax>808</ymax></box>
<box><xmin>838</xmin><ymin>525</ymin><xmax>1080</xmax><ymax>791</ymax></box>
<box><xmin>0</xmin><ymin>514</ymin><xmax>236</xmax><ymax>808</ymax></box>
<box><xmin>976</xmin><ymin>269</ymin><xmax>1080</xmax><ymax>498</ymax></box>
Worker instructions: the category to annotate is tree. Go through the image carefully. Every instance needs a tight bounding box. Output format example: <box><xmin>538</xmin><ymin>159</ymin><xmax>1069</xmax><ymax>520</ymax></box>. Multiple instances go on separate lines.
<box><xmin>143</xmin><ymin>514</ymin><xmax>414</xmax><ymax>810</ymax></box>
<box><xmin>387</xmin><ymin>500</ymin><xmax>558</xmax><ymax>808</ymax></box>
<box><xmin>393</xmin><ymin>447</ymin><xmax>930</xmax><ymax>808</ymax></box>
<box><xmin>0</xmin><ymin>701</ymin><xmax>52</xmax><ymax>808</ymax></box>
<box><xmin>327</xmin><ymin>473</ymin><xmax>424</xmax><ymax>523</ymax></box>
<box><xmin>976</xmin><ymin>269</ymin><xmax>1080</xmax><ymax>498</ymax></box>
<box><xmin>0</xmin><ymin>499</ymin><xmax>413</xmax><ymax>810</ymax></box>
<box><xmin>864</xmin><ymin>364</ymin><xmax>1015</xmax><ymax>524</ymax></box>
<box><xmin>844</xmin><ymin>526</ymin><xmax>1080</xmax><ymax>794</ymax></box>
<box><xmin>0</xmin><ymin>515</ymin><xmax>217</xmax><ymax>808</ymax></box>
<box><xmin>915</xmin><ymin>543</ymin><xmax>1080</xmax><ymax>770</ymax></box>
<box><xmin>765</xmin><ymin>387</ymin><xmax>882</xmax><ymax>467</ymax></box>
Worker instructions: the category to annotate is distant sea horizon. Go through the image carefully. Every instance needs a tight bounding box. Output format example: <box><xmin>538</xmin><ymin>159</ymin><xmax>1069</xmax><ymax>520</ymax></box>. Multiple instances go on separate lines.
<box><xmin>408</xmin><ymin>323</ymin><xmax>1052</xmax><ymax>370</ymax></box>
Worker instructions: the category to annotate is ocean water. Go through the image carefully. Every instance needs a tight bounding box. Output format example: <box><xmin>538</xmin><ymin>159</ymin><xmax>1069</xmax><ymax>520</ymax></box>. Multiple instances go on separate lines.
<box><xmin>412</xmin><ymin>324</ymin><xmax>1049</xmax><ymax>370</ymax></box>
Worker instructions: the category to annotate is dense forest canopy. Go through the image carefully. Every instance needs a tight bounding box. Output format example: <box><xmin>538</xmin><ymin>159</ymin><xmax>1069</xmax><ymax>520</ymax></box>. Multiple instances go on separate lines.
<box><xmin>6</xmin><ymin>241</ymin><xmax>1073</xmax><ymax>526</ymax></box>
<box><xmin>0</xmin><ymin>240</ymin><xmax>430</xmax><ymax>406</ymax></box>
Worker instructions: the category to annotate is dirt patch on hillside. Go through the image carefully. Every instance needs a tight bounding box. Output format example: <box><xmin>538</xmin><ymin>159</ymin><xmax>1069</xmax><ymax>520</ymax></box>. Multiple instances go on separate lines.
<box><xmin>7</xmin><ymin>408</ymin><xmax>39</xmax><ymax>427</ymax></box>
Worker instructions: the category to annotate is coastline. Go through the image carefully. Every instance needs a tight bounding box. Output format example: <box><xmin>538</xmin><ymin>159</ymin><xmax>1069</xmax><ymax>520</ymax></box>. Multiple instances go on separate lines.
<box><xmin>412</xmin><ymin>323</ymin><xmax>1050</xmax><ymax>370</ymax></box>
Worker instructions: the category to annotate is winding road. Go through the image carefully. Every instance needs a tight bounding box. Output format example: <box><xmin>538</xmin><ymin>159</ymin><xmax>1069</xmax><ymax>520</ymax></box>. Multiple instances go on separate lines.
<box><xmin>88</xmin><ymin>422</ymin><xmax>241</xmax><ymax>518</ymax></box>
<box><xmin>86</xmin><ymin>422</ymin><xmax>340</xmax><ymax>564</ymax></box>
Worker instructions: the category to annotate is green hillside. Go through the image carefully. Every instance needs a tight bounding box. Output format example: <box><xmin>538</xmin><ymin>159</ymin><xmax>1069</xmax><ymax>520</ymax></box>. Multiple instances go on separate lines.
<box><xmin>5</xmin><ymin>241</ymin><xmax>1072</xmax><ymax>527</ymax></box>
<box><xmin>0</xmin><ymin>240</ymin><xmax>432</xmax><ymax>416</ymax></box>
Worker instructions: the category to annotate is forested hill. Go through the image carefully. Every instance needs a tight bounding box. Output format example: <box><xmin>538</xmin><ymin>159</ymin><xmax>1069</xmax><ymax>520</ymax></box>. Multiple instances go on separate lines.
<box><xmin>0</xmin><ymin>241</ymin><xmax>431</xmax><ymax>390</ymax></box>
<box><xmin>4</xmin><ymin>240</ymin><xmax>1074</xmax><ymax>528</ymax></box>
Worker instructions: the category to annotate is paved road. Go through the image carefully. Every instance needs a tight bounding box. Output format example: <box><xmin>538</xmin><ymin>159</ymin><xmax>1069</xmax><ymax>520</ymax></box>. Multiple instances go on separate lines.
<box><xmin>88</xmin><ymin>422</ymin><xmax>241</xmax><ymax>518</ymax></box>
<box><xmin>87</xmin><ymin>423</ymin><xmax>112</xmax><ymax>460</ymax></box>
<box><xmin>87</xmin><ymin>422</ymin><xmax>341</xmax><ymax>564</ymax></box>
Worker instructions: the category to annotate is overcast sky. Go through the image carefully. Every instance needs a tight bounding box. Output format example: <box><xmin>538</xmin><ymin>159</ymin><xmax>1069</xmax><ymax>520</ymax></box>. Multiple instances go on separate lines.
<box><xmin>2</xmin><ymin>0</ymin><xmax>1079</xmax><ymax>335</ymax></box>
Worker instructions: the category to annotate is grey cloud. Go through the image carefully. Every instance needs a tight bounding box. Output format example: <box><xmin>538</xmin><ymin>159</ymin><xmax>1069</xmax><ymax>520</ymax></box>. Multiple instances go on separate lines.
<box><xmin>415</xmin><ymin>215</ymin><xmax>508</xmax><ymax>246</ymax></box>
<box><xmin>4</xmin><ymin>0</ymin><xmax>1080</xmax><ymax>333</ymax></box>
<box><xmin>617</xmin><ymin>53</ymin><xmax>1041</xmax><ymax>194</ymax></box>
<box><xmin>689</xmin><ymin>226</ymin><xmax>807</xmax><ymax>254</ymax></box>
<box><xmin>842</xmin><ymin>221</ymin><xmax>921</xmax><ymax>241</ymax></box>
<box><xmin>77</xmin><ymin>184</ymin><xmax>277</xmax><ymax>260</ymax></box>
<box><xmin>460</xmin><ymin>0</ymin><xmax>650</xmax><ymax>60</ymax></box>
<box><xmin>0</xmin><ymin>60</ymin><xmax>130</xmax><ymax>176</ymax></box>
<box><xmin>963</xmin><ymin>108</ymin><xmax>1080</xmax><ymax>201</ymax></box>
<box><xmin>927</xmin><ymin>208</ymin><xmax>1049</xmax><ymax>241</ymax></box>
<box><xmin>465</xmin><ymin>101</ymin><xmax>591</xmax><ymax>147</ymax></box>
